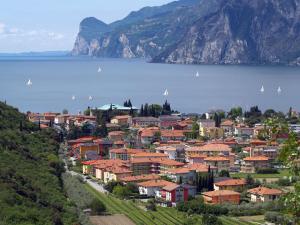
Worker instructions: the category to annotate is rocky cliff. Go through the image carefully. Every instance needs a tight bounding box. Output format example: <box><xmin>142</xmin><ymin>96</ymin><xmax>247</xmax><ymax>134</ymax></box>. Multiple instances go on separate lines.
<box><xmin>72</xmin><ymin>0</ymin><xmax>300</xmax><ymax>65</ymax></box>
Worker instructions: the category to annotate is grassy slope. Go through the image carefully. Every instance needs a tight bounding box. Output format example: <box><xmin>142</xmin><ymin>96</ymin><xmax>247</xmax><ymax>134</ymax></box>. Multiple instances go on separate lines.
<box><xmin>0</xmin><ymin>102</ymin><xmax>77</xmax><ymax>225</ymax></box>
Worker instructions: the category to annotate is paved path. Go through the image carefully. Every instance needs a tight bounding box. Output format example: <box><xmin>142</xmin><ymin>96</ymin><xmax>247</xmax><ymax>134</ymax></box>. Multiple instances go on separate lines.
<box><xmin>63</xmin><ymin>156</ymin><xmax>108</xmax><ymax>194</ymax></box>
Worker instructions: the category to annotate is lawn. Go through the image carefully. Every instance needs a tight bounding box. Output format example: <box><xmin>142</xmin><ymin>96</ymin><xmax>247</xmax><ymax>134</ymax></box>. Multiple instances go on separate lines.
<box><xmin>231</xmin><ymin>169</ymin><xmax>290</xmax><ymax>179</ymax></box>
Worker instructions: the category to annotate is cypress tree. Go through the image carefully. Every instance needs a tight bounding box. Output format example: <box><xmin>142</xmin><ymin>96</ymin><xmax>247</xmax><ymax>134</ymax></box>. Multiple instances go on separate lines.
<box><xmin>140</xmin><ymin>104</ymin><xmax>144</xmax><ymax>116</ymax></box>
<box><xmin>128</xmin><ymin>99</ymin><xmax>132</xmax><ymax>108</ymax></box>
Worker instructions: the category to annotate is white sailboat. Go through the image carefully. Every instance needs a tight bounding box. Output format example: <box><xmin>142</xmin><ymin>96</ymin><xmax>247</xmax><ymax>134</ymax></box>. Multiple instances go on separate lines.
<box><xmin>260</xmin><ymin>85</ymin><xmax>264</xmax><ymax>93</ymax></box>
<box><xmin>88</xmin><ymin>95</ymin><xmax>93</xmax><ymax>101</ymax></box>
<box><xmin>195</xmin><ymin>71</ymin><xmax>199</xmax><ymax>77</ymax></box>
<box><xmin>163</xmin><ymin>89</ymin><xmax>169</xmax><ymax>96</ymax></box>
<box><xmin>71</xmin><ymin>95</ymin><xmax>76</xmax><ymax>100</ymax></box>
<box><xmin>98</xmin><ymin>66</ymin><xmax>102</xmax><ymax>73</ymax></box>
<box><xmin>277</xmin><ymin>86</ymin><xmax>282</xmax><ymax>94</ymax></box>
<box><xmin>26</xmin><ymin>79</ymin><xmax>32</xmax><ymax>86</ymax></box>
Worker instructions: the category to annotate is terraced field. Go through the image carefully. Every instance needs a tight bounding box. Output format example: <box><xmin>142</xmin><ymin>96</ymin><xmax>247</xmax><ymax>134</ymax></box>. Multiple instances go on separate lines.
<box><xmin>86</xmin><ymin>184</ymin><xmax>186</xmax><ymax>225</ymax></box>
<box><xmin>86</xmin><ymin>184</ymin><xmax>264</xmax><ymax>225</ymax></box>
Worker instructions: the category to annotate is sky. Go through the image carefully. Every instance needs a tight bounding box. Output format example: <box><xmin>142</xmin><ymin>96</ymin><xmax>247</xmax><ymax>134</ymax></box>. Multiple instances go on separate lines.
<box><xmin>0</xmin><ymin>0</ymin><xmax>172</xmax><ymax>53</ymax></box>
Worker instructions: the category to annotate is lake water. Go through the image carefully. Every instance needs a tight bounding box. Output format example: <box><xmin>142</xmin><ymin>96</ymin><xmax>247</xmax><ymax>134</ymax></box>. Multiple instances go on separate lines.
<box><xmin>0</xmin><ymin>56</ymin><xmax>300</xmax><ymax>114</ymax></box>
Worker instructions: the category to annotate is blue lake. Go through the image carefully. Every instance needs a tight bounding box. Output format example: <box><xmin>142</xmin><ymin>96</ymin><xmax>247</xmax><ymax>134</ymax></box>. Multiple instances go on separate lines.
<box><xmin>0</xmin><ymin>56</ymin><xmax>300</xmax><ymax>114</ymax></box>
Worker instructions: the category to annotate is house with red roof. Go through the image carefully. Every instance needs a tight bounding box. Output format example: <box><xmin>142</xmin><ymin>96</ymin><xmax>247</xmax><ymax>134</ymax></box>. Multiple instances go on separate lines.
<box><xmin>248</xmin><ymin>187</ymin><xmax>282</xmax><ymax>202</ymax></box>
<box><xmin>137</xmin><ymin>180</ymin><xmax>195</xmax><ymax>205</ymax></box>
<box><xmin>110</xmin><ymin>115</ymin><xmax>132</xmax><ymax>126</ymax></box>
<box><xmin>204</xmin><ymin>157</ymin><xmax>230</xmax><ymax>172</ymax></box>
<box><xmin>214</xmin><ymin>179</ymin><xmax>246</xmax><ymax>192</ymax></box>
<box><xmin>202</xmin><ymin>190</ymin><xmax>240</xmax><ymax>204</ymax></box>
<box><xmin>241</xmin><ymin>156</ymin><xmax>270</xmax><ymax>173</ymax></box>
<box><xmin>162</xmin><ymin>167</ymin><xmax>197</xmax><ymax>184</ymax></box>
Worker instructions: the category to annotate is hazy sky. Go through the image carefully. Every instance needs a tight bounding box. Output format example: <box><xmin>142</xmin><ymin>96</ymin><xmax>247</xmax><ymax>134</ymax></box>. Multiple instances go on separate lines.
<box><xmin>0</xmin><ymin>0</ymin><xmax>172</xmax><ymax>52</ymax></box>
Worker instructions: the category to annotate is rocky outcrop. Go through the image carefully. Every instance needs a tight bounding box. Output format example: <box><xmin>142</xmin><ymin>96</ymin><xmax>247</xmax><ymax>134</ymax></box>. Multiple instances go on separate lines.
<box><xmin>72</xmin><ymin>0</ymin><xmax>300</xmax><ymax>65</ymax></box>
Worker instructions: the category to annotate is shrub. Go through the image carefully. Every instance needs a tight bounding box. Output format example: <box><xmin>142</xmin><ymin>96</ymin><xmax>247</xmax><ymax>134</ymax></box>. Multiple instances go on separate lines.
<box><xmin>256</xmin><ymin>168</ymin><xmax>279</xmax><ymax>174</ymax></box>
<box><xmin>112</xmin><ymin>185</ymin><xmax>131</xmax><ymax>199</ymax></box>
<box><xmin>202</xmin><ymin>214</ymin><xmax>223</xmax><ymax>225</ymax></box>
<box><xmin>265</xmin><ymin>211</ymin><xmax>294</xmax><ymax>225</ymax></box>
<box><xmin>89</xmin><ymin>198</ymin><xmax>106</xmax><ymax>215</ymax></box>
<box><xmin>146</xmin><ymin>199</ymin><xmax>156</xmax><ymax>211</ymax></box>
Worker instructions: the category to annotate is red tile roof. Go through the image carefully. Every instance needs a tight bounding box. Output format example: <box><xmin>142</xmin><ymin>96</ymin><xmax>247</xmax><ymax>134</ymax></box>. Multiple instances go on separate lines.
<box><xmin>204</xmin><ymin>156</ymin><xmax>230</xmax><ymax>162</ymax></box>
<box><xmin>243</xmin><ymin>156</ymin><xmax>269</xmax><ymax>161</ymax></box>
<box><xmin>120</xmin><ymin>174</ymin><xmax>160</xmax><ymax>182</ymax></box>
<box><xmin>202</xmin><ymin>190</ymin><xmax>241</xmax><ymax>197</ymax></box>
<box><xmin>248</xmin><ymin>187</ymin><xmax>282</xmax><ymax>195</ymax></box>
<box><xmin>214</xmin><ymin>179</ymin><xmax>246</xmax><ymax>187</ymax></box>
<box><xmin>137</xmin><ymin>179</ymin><xmax>175</xmax><ymax>188</ymax></box>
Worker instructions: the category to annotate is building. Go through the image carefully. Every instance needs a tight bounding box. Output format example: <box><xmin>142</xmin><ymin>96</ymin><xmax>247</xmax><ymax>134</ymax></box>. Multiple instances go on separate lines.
<box><xmin>214</xmin><ymin>179</ymin><xmax>246</xmax><ymax>192</ymax></box>
<box><xmin>202</xmin><ymin>190</ymin><xmax>241</xmax><ymax>204</ymax></box>
<box><xmin>78</xmin><ymin>143</ymin><xmax>99</xmax><ymax>159</ymax></box>
<box><xmin>221</xmin><ymin>120</ymin><xmax>234</xmax><ymax>134</ymax></box>
<box><xmin>98</xmin><ymin>104</ymin><xmax>138</xmax><ymax>113</ymax></box>
<box><xmin>198</xmin><ymin>119</ymin><xmax>215</xmax><ymax>129</ymax></box>
<box><xmin>235</xmin><ymin>125</ymin><xmax>254</xmax><ymax>137</ymax></box>
<box><xmin>137</xmin><ymin>180</ymin><xmax>176</xmax><ymax>197</ymax></box>
<box><xmin>132</xmin><ymin>117</ymin><xmax>160</xmax><ymax>127</ymax></box>
<box><xmin>159</xmin><ymin>115</ymin><xmax>181</xmax><ymax>129</ymax></box>
<box><xmin>187</xmin><ymin>154</ymin><xmax>207</xmax><ymax>164</ymax></box>
<box><xmin>249</xmin><ymin>146</ymin><xmax>279</xmax><ymax>161</ymax></box>
<box><xmin>187</xmin><ymin>163</ymin><xmax>217</xmax><ymax>173</ymax></box>
<box><xmin>103</xmin><ymin>167</ymin><xmax>133</xmax><ymax>184</ymax></box>
<box><xmin>155</xmin><ymin>146</ymin><xmax>177</xmax><ymax>160</ymax></box>
<box><xmin>120</xmin><ymin>174</ymin><xmax>161</xmax><ymax>184</ymax></box>
<box><xmin>108</xmin><ymin>131</ymin><xmax>125</xmax><ymax>142</ymax></box>
<box><xmin>110</xmin><ymin>115</ymin><xmax>132</xmax><ymax>126</ymax></box>
<box><xmin>248</xmin><ymin>187</ymin><xmax>282</xmax><ymax>202</ymax></box>
<box><xmin>138</xmin><ymin>127</ymin><xmax>160</xmax><ymax>145</ymax></box>
<box><xmin>162</xmin><ymin>168</ymin><xmax>196</xmax><ymax>184</ymax></box>
<box><xmin>160</xmin><ymin>130</ymin><xmax>185</xmax><ymax>142</ymax></box>
<box><xmin>186</xmin><ymin>144</ymin><xmax>232</xmax><ymax>159</ymax></box>
<box><xmin>157</xmin><ymin>184</ymin><xmax>194</xmax><ymax>206</ymax></box>
<box><xmin>204</xmin><ymin>157</ymin><xmax>230</xmax><ymax>172</ymax></box>
<box><xmin>130</xmin><ymin>158</ymin><xmax>184</xmax><ymax>175</ymax></box>
<box><xmin>109</xmin><ymin>148</ymin><xmax>143</xmax><ymax>160</ymax></box>
<box><xmin>200</xmin><ymin>127</ymin><xmax>224</xmax><ymax>139</ymax></box>
<box><xmin>241</xmin><ymin>156</ymin><xmax>270</xmax><ymax>173</ymax></box>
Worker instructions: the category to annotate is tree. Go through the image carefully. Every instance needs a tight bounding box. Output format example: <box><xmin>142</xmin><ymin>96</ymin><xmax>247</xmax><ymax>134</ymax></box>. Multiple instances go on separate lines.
<box><xmin>62</xmin><ymin>109</ymin><xmax>68</xmax><ymax>114</ymax></box>
<box><xmin>140</xmin><ymin>104</ymin><xmax>144</xmax><ymax>116</ymax></box>
<box><xmin>214</xmin><ymin>113</ymin><xmax>222</xmax><ymax>127</ymax></box>
<box><xmin>219</xmin><ymin>170</ymin><xmax>230</xmax><ymax>177</ymax></box>
<box><xmin>128</xmin><ymin>99</ymin><xmax>132</xmax><ymax>108</ymax></box>
<box><xmin>146</xmin><ymin>199</ymin><xmax>156</xmax><ymax>211</ymax></box>
<box><xmin>113</xmin><ymin>185</ymin><xmax>131</xmax><ymax>199</ymax></box>
<box><xmin>89</xmin><ymin>198</ymin><xmax>106</xmax><ymax>215</ymax></box>
<box><xmin>228</xmin><ymin>107</ymin><xmax>243</xmax><ymax>119</ymax></box>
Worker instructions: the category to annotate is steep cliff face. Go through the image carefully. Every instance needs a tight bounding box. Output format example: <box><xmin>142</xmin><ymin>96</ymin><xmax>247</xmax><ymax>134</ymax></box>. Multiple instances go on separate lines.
<box><xmin>153</xmin><ymin>0</ymin><xmax>300</xmax><ymax>65</ymax></box>
<box><xmin>72</xmin><ymin>0</ymin><xmax>300</xmax><ymax>65</ymax></box>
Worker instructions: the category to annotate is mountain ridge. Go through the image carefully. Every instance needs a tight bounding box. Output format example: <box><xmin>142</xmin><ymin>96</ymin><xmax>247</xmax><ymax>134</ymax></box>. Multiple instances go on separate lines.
<box><xmin>72</xmin><ymin>0</ymin><xmax>300</xmax><ymax>66</ymax></box>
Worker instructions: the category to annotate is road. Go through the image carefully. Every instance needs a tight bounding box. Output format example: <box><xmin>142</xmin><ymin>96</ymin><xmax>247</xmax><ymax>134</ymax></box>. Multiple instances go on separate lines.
<box><xmin>63</xmin><ymin>158</ymin><xmax>108</xmax><ymax>194</ymax></box>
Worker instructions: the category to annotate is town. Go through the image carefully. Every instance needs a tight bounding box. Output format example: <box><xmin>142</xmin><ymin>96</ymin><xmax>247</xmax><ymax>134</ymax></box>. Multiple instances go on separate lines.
<box><xmin>27</xmin><ymin>101</ymin><xmax>300</xmax><ymax>225</ymax></box>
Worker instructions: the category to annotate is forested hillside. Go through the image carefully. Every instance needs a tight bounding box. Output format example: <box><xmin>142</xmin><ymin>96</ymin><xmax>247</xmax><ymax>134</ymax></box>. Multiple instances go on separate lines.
<box><xmin>0</xmin><ymin>102</ymin><xmax>78</xmax><ymax>225</ymax></box>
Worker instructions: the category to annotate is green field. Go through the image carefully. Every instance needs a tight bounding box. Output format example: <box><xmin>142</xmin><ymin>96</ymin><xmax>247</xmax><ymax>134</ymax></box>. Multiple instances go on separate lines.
<box><xmin>85</xmin><ymin>184</ymin><xmax>187</xmax><ymax>225</ymax></box>
<box><xmin>85</xmin><ymin>184</ymin><xmax>262</xmax><ymax>225</ymax></box>
<box><xmin>231</xmin><ymin>169</ymin><xmax>290</xmax><ymax>179</ymax></box>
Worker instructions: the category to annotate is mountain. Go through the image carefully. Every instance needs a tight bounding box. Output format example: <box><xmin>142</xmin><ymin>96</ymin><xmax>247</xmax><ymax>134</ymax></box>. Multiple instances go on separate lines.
<box><xmin>72</xmin><ymin>0</ymin><xmax>300</xmax><ymax>65</ymax></box>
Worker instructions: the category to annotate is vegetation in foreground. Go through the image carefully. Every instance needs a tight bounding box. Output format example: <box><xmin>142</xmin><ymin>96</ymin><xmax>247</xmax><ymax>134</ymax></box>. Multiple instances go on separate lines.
<box><xmin>0</xmin><ymin>102</ymin><xmax>79</xmax><ymax>224</ymax></box>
